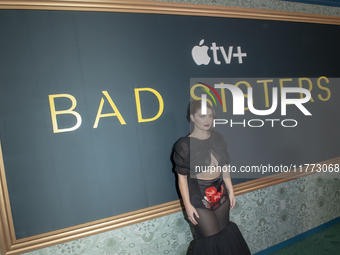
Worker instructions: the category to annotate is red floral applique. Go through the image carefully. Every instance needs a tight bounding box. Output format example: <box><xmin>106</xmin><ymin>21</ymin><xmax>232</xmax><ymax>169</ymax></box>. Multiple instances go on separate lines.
<box><xmin>205</xmin><ymin>186</ymin><xmax>217</xmax><ymax>198</ymax></box>
<box><xmin>204</xmin><ymin>184</ymin><xmax>224</xmax><ymax>203</ymax></box>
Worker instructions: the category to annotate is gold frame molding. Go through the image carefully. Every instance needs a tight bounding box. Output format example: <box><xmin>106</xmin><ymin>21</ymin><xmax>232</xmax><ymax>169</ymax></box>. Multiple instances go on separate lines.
<box><xmin>0</xmin><ymin>1</ymin><xmax>340</xmax><ymax>254</ymax></box>
<box><xmin>0</xmin><ymin>0</ymin><xmax>339</xmax><ymax>25</ymax></box>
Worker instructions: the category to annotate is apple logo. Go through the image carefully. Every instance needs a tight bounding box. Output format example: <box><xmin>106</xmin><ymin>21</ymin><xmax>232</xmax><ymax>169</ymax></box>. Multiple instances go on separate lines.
<box><xmin>191</xmin><ymin>39</ymin><xmax>211</xmax><ymax>65</ymax></box>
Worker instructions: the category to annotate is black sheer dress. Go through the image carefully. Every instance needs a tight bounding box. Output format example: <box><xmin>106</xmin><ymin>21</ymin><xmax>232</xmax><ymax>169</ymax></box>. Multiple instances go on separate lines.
<box><xmin>173</xmin><ymin>131</ymin><xmax>251</xmax><ymax>255</ymax></box>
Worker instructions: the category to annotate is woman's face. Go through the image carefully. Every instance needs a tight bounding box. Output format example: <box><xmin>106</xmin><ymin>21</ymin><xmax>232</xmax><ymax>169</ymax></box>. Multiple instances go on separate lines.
<box><xmin>190</xmin><ymin>107</ymin><xmax>214</xmax><ymax>132</ymax></box>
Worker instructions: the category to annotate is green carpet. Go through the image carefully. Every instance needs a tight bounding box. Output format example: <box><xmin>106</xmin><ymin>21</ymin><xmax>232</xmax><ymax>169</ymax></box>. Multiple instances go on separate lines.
<box><xmin>271</xmin><ymin>221</ymin><xmax>340</xmax><ymax>255</ymax></box>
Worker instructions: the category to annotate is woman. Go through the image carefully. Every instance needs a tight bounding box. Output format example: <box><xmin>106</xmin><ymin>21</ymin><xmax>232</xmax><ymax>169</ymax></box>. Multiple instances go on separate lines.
<box><xmin>172</xmin><ymin>100</ymin><xmax>251</xmax><ymax>255</ymax></box>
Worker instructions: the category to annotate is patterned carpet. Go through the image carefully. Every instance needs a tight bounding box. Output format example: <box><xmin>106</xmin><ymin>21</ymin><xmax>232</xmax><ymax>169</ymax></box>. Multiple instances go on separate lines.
<box><xmin>271</xmin><ymin>221</ymin><xmax>340</xmax><ymax>255</ymax></box>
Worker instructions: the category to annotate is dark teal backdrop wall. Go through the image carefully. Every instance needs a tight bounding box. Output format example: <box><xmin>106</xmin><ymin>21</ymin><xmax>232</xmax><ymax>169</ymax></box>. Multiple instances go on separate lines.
<box><xmin>0</xmin><ymin>10</ymin><xmax>339</xmax><ymax>239</ymax></box>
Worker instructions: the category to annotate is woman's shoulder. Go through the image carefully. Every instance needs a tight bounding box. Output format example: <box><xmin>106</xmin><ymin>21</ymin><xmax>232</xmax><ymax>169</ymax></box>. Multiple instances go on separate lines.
<box><xmin>174</xmin><ymin>135</ymin><xmax>190</xmax><ymax>149</ymax></box>
<box><xmin>173</xmin><ymin>136</ymin><xmax>190</xmax><ymax>159</ymax></box>
<box><xmin>211</xmin><ymin>131</ymin><xmax>224</xmax><ymax>139</ymax></box>
<box><xmin>210</xmin><ymin>131</ymin><xmax>227</xmax><ymax>145</ymax></box>
<box><xmin>175</xmin><ymin>135</ymin><xmax>189</xmax><ymax>143</ymax></box>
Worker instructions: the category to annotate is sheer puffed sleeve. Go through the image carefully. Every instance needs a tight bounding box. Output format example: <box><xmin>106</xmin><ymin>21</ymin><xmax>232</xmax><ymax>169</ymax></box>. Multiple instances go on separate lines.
<box><xmin>219</xmin><ymin>133</ymin><xmax>230</xmax><ymax>165</ymax></box>
<box><xmin>172</xmin><ymin>137</ymin><xmax>190</xmax><ymax>176</ymax></box>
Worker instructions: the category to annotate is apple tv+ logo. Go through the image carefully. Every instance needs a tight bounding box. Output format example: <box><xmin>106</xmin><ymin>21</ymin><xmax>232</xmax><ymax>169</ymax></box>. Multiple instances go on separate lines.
<box><xmin>191</xmin><ymin>39</ymin><xmax>247</xmax><ymax>66</ymax></box>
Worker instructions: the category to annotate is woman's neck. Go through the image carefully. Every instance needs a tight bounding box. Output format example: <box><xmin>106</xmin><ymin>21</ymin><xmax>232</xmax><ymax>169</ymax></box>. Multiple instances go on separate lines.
<box><xmin>189</xmin><ymin>129</ymin><xmax>211</xmax><ymax>140</ymax></box>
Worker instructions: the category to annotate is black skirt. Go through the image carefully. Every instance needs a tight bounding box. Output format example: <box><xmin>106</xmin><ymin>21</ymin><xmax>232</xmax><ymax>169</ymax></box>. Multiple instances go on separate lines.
<box><xmin>188</xmin><ymin>176</ymin><xmax>251</xmax><ymax>255</ymax></box>
<box><xmin>190</xmin><ymin>222</ymin><xmax>251</xmax><ymax>255</ymax></box>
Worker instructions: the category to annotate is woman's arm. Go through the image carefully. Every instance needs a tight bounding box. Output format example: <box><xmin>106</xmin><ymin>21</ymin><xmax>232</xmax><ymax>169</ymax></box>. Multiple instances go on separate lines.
<box><xmin>222</xmin><ymin>164</ymin><xmax>236</xmax><ymax>210</ymax></box>
<box><xmin>177</xmin><ymin>173</ymin><xmax>199</xmax><ymax>225</ymax></box>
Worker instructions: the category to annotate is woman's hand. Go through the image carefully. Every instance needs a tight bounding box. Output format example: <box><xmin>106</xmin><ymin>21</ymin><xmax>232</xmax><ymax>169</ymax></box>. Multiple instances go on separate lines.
<box><xmin>222</xmin><ymin>167</ymin><xmax>236</xmax><ymax>211</ymax></box>
<box><xmin>229</xmin><ymin>192</ymin><xmax>236</xmax><ymax>210</ymax></box>
<box><xmin>177</xmin><ymin>174</ymin><xmax>199</xmax><ymax>224</ymax></box>
<box><xmin>185</xmin><ymin>203</ymin><xmax>199</xmax><ymax>225</ymax></box>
